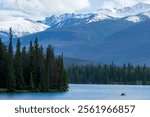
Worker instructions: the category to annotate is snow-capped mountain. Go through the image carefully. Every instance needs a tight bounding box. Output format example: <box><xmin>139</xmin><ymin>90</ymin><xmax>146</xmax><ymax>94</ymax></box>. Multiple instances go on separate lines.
<box><xmin>17</xmin><ymin>2</ymin><xmax>150</xmax><ymax>65</ymax></box>
<box><xmin>0</xmin><ymin>17</ymin><xmax>49</xmax><ymax>41</ymax></box>
<box><xmin>116</xmin><ymin>2</ymin><xmax>150</xmax><ymax>16</ymax></box>
<box><xmin>0</xmin><ymin>0</ymin><xmax>51</xmax><ymax>40</ymax></box>
<box><xmin>42</xmin><ymin>2</ymin><xmax>150</xmax><ymax>28</ymax></box>
<box><xmin>1</xmin><ymin>2</ymin><xmax>150</xmax><ymax>40</ymax></box>
<box><xmin>41</xmin><ymin>13</ymin><xmax>91</xmax><ymax>28</ymax></box>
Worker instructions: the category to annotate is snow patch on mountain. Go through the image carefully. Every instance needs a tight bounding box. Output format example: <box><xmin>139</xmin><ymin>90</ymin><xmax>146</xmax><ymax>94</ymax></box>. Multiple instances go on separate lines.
<box><xmin>125</xmin><ymin>16</ymin><xmax>141</xmax><ymax>23</ymax></box>
<box><xmin>95</xmin><ymin>2</ymin><xmax>150</xmax><ymax>21</ymax></box>
<box><xmin>87</xmin><ymin>13</ymin><xmax>112</xmax><ymax>23</ymax></box>
<box><xmin>143</xmin><ymin>10</ymin><xmax>150</xmax><ymax>18</ymax></box>
<box><xmin>116</xmin><ymin>2</ymin><xmax>150</xmax><ymax>17</ymax></box>
<box><xmin>0</xmin><ymin>17</ymin><xmax>49</xmax><ymax>38</ymax></box>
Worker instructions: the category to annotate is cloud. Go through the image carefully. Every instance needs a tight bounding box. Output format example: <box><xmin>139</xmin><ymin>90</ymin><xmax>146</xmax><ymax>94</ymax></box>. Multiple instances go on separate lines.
<box><xmin>0</xmin><ymin>0</ymin><xmax>44</xmax><ymax>14</ymax></box>
<box><xmin>0</xmin><ymin>0</ymin><xmax>90</xmax><ymax>20</ymax></box>
<box><xmin>41</xmin><ymin>0</ymin><xmax>90</xmax><ymax>14</ymax></box>
<box><xmin>2</xmin><ymin>0</ymin><xmax>150</xmax><ymax>20</ymax></box>
<box><xmin>0</xmin><ymin>0</ymin><xmax>45</xmax><ymax>19</ymax></box>
<box><xmin>102</xmin><ymin>0</ymin><xmax>150</xmax><ymax>9</ymax></box>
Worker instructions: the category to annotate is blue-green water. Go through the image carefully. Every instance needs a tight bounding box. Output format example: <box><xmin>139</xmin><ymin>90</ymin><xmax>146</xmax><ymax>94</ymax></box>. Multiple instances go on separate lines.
<box><xmin>0</xmin><ymin>84</ymin><xmax>150</xmax><ymax>100</ymax></box>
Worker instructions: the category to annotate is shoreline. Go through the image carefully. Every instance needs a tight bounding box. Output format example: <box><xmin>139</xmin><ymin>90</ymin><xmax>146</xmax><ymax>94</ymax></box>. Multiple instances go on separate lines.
<box><xmin>0</xmin><ymin>89</ymin><xmax>68</xmax><ymax>93</ymax></box>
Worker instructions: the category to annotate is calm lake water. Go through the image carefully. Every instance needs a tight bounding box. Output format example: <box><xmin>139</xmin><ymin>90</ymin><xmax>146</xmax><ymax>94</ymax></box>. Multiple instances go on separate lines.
<box><xmin>0</xmin><ymin>84</ymin><xmax>150</xmax><ymax>100</ymax></box>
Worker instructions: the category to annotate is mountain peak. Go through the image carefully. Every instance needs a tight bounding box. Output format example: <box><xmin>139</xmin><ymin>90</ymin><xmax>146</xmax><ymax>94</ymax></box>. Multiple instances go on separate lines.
<box><xmin>134</xmin><ymin>2</ymin><xmax>150</xmax><ymax>7</ymax></box>
<box><xmin>42</xmin><ymin>2</ymin><xmax>150</xmax><ymax>28</ymax></box>
<box><xmin>114</xmin><ymin>2</ymin><xmax>150</xmax><ymax>18</ymax></box>
<box><xmin>132</xmin><ymin>2</ymin><xmax>150</xmax><ymax>10</ymax></box>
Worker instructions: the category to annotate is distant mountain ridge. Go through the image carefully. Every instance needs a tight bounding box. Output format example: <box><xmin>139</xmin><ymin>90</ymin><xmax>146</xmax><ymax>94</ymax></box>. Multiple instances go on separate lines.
<box><xmin>18</xmin><ymin>19</ymin><xmax>134</xmax><ymax>63</ymax></box>
<box><xmin>1</xmin><ymin>2</ymin><xmax>150</xmax><ymax>40</ymax></box>
<box><xmin>19</xmin><ymin>16</ymin><xmax>150</xmax><ymax>65</ymax></box>
<box><xmin>41</xmin><ymin>2</ymin><xmax>150</xmax><ymax>28</ymax></box>
<box><xmin>2</xmin><ymin>2</ymin><xmax>150</xmax><ymax>65</ymax></box>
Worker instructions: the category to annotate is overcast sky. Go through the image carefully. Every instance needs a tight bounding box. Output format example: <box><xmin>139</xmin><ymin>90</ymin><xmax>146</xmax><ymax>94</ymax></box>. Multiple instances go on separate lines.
<box><xmin>1</xmin><ymin>0</ymin><xmax>150</xmax><ymax>20</ymax></box>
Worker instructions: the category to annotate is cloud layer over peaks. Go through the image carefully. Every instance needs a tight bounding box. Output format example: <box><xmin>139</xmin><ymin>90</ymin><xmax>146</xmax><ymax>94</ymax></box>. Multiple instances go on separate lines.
<box><xmin>0</xmin><ymin>0</ymin><xmax>90</xmax><ymax>20</ymax></box>
<box><xmin>102</xmin><ymin>0</ymin><xmax>150</xmax><ymax>9</ymax></box>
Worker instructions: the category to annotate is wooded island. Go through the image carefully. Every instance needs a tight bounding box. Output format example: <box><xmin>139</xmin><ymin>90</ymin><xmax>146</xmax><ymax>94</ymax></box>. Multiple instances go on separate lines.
<box><xmin>0</xmin><ymin>28</ymin><xmax>68</xmax><ymax>92</ymax></box>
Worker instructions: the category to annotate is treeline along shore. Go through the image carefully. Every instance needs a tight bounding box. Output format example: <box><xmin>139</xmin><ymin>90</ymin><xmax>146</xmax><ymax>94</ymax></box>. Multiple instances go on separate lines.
<box><xmin>67</xmin><ymin>64</ymin><xmax>150</xmax><ymax>85</ymax></box>
<box><xmin>0</xmin><ymin>28</ymin><xmax>68</xmax><ymax>92</ymax></box>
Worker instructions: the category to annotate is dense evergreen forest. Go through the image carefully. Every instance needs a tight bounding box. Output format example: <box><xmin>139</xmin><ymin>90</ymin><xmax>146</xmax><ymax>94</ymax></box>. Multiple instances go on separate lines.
<box><xmin>1</xmin><ymin>28</ymin><xmax>149</xmax><ymax>93</ymax></box>
<box><xmin>0</xmin><ymin>28</ymin><xmax>68</xmax><ymax>92</ymax></box>
<box><xmin>67</xmin><ymin>64</ymin><xmax>150</xmax><ymax>85</ymax></box>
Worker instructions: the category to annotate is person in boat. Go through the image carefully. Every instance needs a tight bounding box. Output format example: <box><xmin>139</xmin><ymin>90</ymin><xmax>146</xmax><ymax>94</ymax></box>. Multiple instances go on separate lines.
<box><xmin>121</xmin><ymin>93</ymin><xmax>126</xmax><ymax>96</ymax></box>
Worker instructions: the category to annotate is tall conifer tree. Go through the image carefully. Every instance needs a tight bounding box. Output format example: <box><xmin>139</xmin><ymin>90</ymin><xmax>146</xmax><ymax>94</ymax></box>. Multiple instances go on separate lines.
<box><xmin>15</xmin><ymin>39</ymin><xmax>25</xmax><ymax>90</ymax></box>
<box><xmin>22</xmin><ymin>46</ymin><xmax>29</xmax><ymax>86</ymax></box>
<box><xmin>0</xmin><ymin>38</ymin><xmax>7</xmax><ymax>87</ymax></box>
<box><xmin>7</xmin><ymin>28</ymin><xmax>16</xmax><ymax>92</ymax></box>
<box><xmin>39</xmin><ymin>46</ymin><xmax>49</xmax><ymax>92</ymax></box>
<box><xmin>46</xmin><ymin>45</ymin><xmax>55</xmax><ymax>89</ymax></box>
<box><xmin>34</xmin><ymin>38</ymin><xmax>40</xmax><ymax>88</ymax></box>
<box><xmin>29</xmin><ymin>41</ymin><xmax>35</xmax><ymax>91</ymax></box>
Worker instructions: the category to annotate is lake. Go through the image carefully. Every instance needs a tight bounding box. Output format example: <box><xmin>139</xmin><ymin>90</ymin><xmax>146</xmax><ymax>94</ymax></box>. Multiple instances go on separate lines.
<box><xmin>0</xmin><ymin>84</ymin><xmax>150</xmax><ymax>100</ymax></box>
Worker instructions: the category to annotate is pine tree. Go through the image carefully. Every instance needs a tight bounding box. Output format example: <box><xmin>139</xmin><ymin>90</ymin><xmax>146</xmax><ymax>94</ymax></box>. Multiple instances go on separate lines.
<box><xmin>62</xmin><ymin>69</ymin><xmax>68</xmax><ymax>91</ymax></box>
<box><xmin>55</xmin><ymin>56</ymin><xmax>61</xmax><ymax>89</ymax></box>
<box><xmin>7</xmin><ymin>28</ymin><xmax>16</xmax><ymax>92</ymax></box>
<box><xmin>0</xmin><ymin>38</ymin><xmax>4</xmax><ymax>86</ymax></box>
<box><xmin>39</xmin><ymin>46</ymin><xmax>49</xmax><ymax>92</ymax></box>
<box><xmin>0</xmin><ymin>38</ymin><xmax>7</xmax><ymax>88</ymax></box>
<box><xmin>30</xmin><ymin>72</ymin><xmax>35</xmax><ymax>91</ymax></box>
<box><xmin>46</xmin><ymin>45</ymin><xmax>55</xmax><ymax>89</ymax></box>
<box><xmin>34</xmin><ymin>38</ymin><xmax>40</xmax><ymax>88</ymax></box>
<box><xmin>29</xmin><ymin>41</ymin><xmax>35</xmax><ymax>90</ymax></box>
<box><xmin>15</xmin><ymin>39</ymin><xmax>25</xmax><ymax>90</ymax></box>
<box><xmin>22</xmin><ymin>46</ymin><xmax>29</xmax><ymax>86</ymax></box>
<box><xmin>57</xmin><ymin>54</ymin><xmax>68</xmax><ymax>91</ymax></box>
<box><xmin>142</xmin><ymin>64</ymin><xmax>147</xmax><ymax>85</ymax></box>
<box><xmin>60</xmin><ymin>53</ymin><xmax>68</xmax><ymax>91</ymax></box>
<box><xmin>61</xmin><ymin>55</ymin><xmax>68</xmax><ymax>90</ymax></box>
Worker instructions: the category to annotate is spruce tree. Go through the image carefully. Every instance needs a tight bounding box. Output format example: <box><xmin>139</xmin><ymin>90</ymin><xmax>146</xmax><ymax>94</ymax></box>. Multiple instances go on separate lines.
<box><xmin>46</xmin><ymin>45</ymin><xmax>55</xmax><ymax>89</ymax></box>
<box><xmin>61</xmin><ymin>54</ymin><xmax>68</xmax><ymax>90</ymax></box>
<box><xmin>29</xmin><ymin>41</ymin><xmax>35</xmax><ymax>91</ymax></box>
<box><xmin>0</xmin><ymin>38</ymin><xmax>4</xmax><ymax>86</ymax></box>
<box><xmin>30</xmin><ymin>72</ymin><xmax>35</xmax><ymax>91</ymax></box>
<box><xmin>55</xmin><ymin>56</ymin><xmax>61</xmax><ymax>89</ymax></box>
<box><xmin>0</xmin><ymin>38</ymin><xmax>7</xmax><ymax>88</ymax></box>
<box><xmin>34</xmin><ymin>38</ymin><xmax>40</xmax><ymax>88</ymax></box>
<box><xmin>15</xmin><ymin>39</ymin><xmax>25</xmax><ymax>90</ymax></box>
<box><xmin>57</xmin><ymin>54</ymin><xmax>68</xmax><ymax>91</ymax></box>
<box><xmin>142</xmin><ymin>65</ymin><xmax>147</xmax><ymax>85</ymax></box>
<box><xmin>60</xmin><ymin>54</ymin><xmax>68</xmax><ymax>90</ymax></box>
<box><xmin>22</xmin><ymin>46</ymin><xmax>29</xmax><ymax>86</ymax></box>
<box><xmin>7</xmin><ymin>28</ymin><xmax>16</xmax><ymax>92</ymax></box>
<box><xmin>62</xmin><ymin>69</ymin><xmax>68</xmax><ymax>91</ymax></box>
<box><xmin>39</xmin><ymin>46</ymin><xmax>49</xmax><ymax>92</ymax></box>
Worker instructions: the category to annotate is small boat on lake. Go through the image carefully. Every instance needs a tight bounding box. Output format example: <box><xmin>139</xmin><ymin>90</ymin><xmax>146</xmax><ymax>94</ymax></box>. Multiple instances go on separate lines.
<box><xmin>121</xmin><ymin>93</ymin><xmax>126</xmax><ymax>96</ymax></box>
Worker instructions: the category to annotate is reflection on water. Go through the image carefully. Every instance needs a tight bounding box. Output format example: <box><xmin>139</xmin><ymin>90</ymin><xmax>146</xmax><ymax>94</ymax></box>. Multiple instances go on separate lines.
<box><xmin>0</xmin><ymin>84</ymin><xmax>150</xmax><ymax>100</ymax></box>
